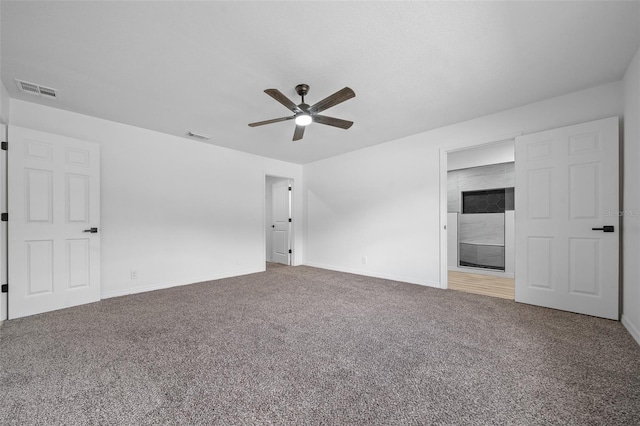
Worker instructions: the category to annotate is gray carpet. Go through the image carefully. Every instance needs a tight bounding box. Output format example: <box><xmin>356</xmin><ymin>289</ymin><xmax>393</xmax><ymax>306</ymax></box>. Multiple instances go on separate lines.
<box><xmin>1</xmin><ymin>264</ymin><xmax>639</xmax><ymax>425</ymax></box>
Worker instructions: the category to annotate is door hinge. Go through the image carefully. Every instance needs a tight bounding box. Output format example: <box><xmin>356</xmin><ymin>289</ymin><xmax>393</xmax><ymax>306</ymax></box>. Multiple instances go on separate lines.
<box><xmin>288</xmin><ymin>249</ymin><xmax>292</xmax><ymax>254</ymax></box>
<box><xmin>1</xmin><ymin>213</ymin><xmax>7</xmax><ymax>222</ymax></box>
<box><xmin>1</xmin><ymin>141</ymin><xmax>7</xmax><ymax>151</ymax></box>
<box><xmin>1</xmin><ymin>284</ymin><xmax>7</xmax><ymax>293</ymax></box>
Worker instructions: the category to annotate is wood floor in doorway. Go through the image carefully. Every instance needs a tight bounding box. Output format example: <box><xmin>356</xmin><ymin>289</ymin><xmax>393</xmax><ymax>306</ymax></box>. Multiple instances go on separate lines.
<box><xmin>448</xmin><ymin>271</ymin><xmax>514</xmax><ymax>299</ymax></box>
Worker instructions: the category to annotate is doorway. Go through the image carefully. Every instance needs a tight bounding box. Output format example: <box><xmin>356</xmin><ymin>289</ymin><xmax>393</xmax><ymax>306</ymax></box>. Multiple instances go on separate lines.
<box><xmin>440</xmin><ymin>117</ymin><xmax>620</xmax><ymax>320</ymax></box>
<box><xmin>444</xmin><ymin>140</ymin><xmax>516</xmax><ymax>299</ymax></box>
<box><xmin>265</xmin><ymin>175</ymin><xmax>292</xmax><ymax>266</ymax></box>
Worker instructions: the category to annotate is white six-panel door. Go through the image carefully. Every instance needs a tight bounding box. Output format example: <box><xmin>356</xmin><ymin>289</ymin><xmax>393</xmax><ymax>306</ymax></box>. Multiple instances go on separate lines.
<box><xmin>515</xmin><ymin>117</ymin><xmax>618</xmax><ymax>319</ymax></box>
<box><xmin>8</xmin><ymin>126</ymin><xmax>100</xmax><ymax>319</ymax></box>
<box><xmin>271</xmin><ymin>180</ymin><xmax>290</xmax><ymax>265</ymax></box>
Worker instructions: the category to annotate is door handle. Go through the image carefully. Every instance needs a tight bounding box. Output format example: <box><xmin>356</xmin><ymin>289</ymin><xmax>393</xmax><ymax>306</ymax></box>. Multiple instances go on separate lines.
<box><xmin>271</xmin><ymin>225</ymin><xmax>275</xmax><ymax>228</ymax></box>
<box><xmin>83</xmin><ymin>227</ymin><xmax>98</xmax><ymax>233</ymax></box>
<box><xmin>592</xmin><ymin>226</ymin><xmax>614</xmax><ymax>232</ymax></box>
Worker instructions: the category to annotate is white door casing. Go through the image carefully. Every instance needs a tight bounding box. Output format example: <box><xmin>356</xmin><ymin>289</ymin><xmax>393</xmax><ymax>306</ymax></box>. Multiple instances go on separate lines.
<box><xmin>515</xmin><ymin>117</ymin><xmax>619</xmax><ymax>319</ymax></box>
<box><xmin>271</xmin><ymin>180</ymin><xmax>290</xmax><ymax>265</ymax></box>
<box><xmin>8</xmin><ymin>126</ymin><xmax>100</xmax><ymax>319</ymax></box>
<box><xmin>1</xmin><ymin>125</ymin><xmax>7</xmax><ymax>321</ymax></box>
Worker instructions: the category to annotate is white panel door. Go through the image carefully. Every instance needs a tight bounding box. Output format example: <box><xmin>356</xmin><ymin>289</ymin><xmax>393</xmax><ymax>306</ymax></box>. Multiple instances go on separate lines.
<box><xmin>8</xmin><ymin>126</ymin><xmax>100</xmax><ymax>319</ymax></box>
<box><xmin>515</xmin><ymin>117</ymin><xmax>618</xmax><ymax>319</ymax></box>
<box><xmin>271</xmin><ymin>180</ymin><xmax>290</xmax><ymax>265</ymax></box>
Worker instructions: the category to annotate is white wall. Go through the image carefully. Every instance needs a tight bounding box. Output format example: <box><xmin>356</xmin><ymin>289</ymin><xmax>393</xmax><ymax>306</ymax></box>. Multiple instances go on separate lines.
<box><xmin>447</xmin><ymin>139</ymin><xmax>514</xmax><ymax>171</ymax></box>
<box><xmin>9</xmin><ymin>100</ymin><xmax>303</xmax><ymax>301</ymax></box>
<box><xmin>0</xmin><ymin>2</ymin><xmax>8</xmax><ymax>125</ymax></box>
<box><xmin>622</xmin><ymin>46</ymin><xmax>640</xmax><ymax>345</ymax></box>
<box><xmin>0</xmin><ymin>81</ymin><xmax>9</xmax><ymax>125</ymax></box>
<box><xmin>304</xmin><ymin>81</ymin><xmax>623</xmax><ymax>287</ymax></box>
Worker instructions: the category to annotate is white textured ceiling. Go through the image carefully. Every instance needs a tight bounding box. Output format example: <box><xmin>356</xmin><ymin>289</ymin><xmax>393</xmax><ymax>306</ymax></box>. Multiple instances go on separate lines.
<box><xmin>2</xmin><ymin>1</ymin><xmax>639</xmax><ymax>164</ymax></box>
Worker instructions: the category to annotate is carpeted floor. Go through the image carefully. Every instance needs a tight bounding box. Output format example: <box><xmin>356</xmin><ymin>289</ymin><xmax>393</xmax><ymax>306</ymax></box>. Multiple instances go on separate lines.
<box><xmin>1</xmin><ymin>264</ymin><xmax>639</xmax><ymax>425</ymax></box>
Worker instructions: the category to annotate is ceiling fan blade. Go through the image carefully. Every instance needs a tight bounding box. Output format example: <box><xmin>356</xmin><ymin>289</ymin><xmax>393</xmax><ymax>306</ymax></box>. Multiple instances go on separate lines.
<box><xmin>293</xmin><ymin>125</ymin><xmax>305</xmax><ymax>141</ymax></box>
<box><xmin>264</xmin><ymin>89</ymin><xmax>302</xmax><ymax>113</ymax></box>
<box><xmin>313</xmin><ymin>115</ymin><xmax>353</xmax><ymax>129</ymax></box>
<box><xmin>309</xmin><ymin>87</ymin><xmax>355</xmax><ymax>114</ymax></box>
<box><xmin>248</xmin><ymin>116</ymin><xmax>295</xmax><ymax>127</ymax></box>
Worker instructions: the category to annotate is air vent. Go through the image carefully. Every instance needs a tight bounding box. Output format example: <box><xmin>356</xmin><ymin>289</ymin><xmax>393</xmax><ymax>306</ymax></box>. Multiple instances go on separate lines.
<box><xmin>15</xmin><ymin>79</ymin><xmax>58</xmax><ymax>100</ymax></box>
<box><xmin>187</xmin><ymin>131</ymin><xmax>211</xmax><ymax>140</ymax></box>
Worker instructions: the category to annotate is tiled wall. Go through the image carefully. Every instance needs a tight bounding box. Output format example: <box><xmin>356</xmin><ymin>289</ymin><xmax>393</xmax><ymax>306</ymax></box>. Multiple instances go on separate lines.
<box><xmin>458</xmin><ymin>213</ymin><xmax>505</xmax><ymax>270</ymax></box>
<box><xmin>459</xmin><ymin>213</ymin><xmax>504</xmax><ymax>245</ymax></box>
<box><xmin>463</xmin><ymin>188</ymin><xmax>514</xmax><ymax>213</ymax></box>
<box><xmin>447</xmin><ymin>162</ymin><xmax>515</xmax><ymax>272</ymax></box>
<box><xmin>459</xmin><ymin>243</ymin><xmax>505</xmax><ymax>270</ymax></box>
<box><xmin>447</xmin><ymin>211</ymin><xmax>515</xmax><ymax>276</ymax></box>
<box><xmin>448</xmin><ymin>162</ymin><xmax>515</xmax><ymax>213</ymax></box>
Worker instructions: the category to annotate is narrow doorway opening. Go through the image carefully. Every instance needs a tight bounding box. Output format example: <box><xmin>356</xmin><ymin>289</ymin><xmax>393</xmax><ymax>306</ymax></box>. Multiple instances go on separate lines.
<box><xmin>265</xmin><ymin>175</ymin><xmax>293</xmax><ymax>267</ymax></box>
<box><xmin>445</xmin><ymin>140</ymin><xmax>516</xmax><ymax>299</ymax></box>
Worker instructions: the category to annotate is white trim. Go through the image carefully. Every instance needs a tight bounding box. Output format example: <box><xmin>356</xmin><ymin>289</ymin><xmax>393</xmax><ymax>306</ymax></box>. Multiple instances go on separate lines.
<box><xmin>0</xmin><ymin>124</ymin><xmax>6</xmax><ymax>322</ymax></box>
<box><xmin>262</xmin><ymin>174</ymin><xmax>267</xmax><ymax>266</ymax></box>
<box><xmin>264</xmin><ymin>174</ymin><xmax>295</xmax><ymax>266</ymax></box>
<box><xmin>622</xmin><ymin>315</ymin><xmax>640</xmax><ymax>347</ymax></box>
<box><xmin>439</xmin><ymin>149</ymin><xmax>448</xmax><ymax>289</ymax></box>
<box><xmin>303</xmin><ymin>261</ymin><xmax>440</xmax><ymax>288</ymax></box>
<box><xmin>101</xmin><ymin>268</ymin><xmax>261</xmax><ymax>299</ymax></box>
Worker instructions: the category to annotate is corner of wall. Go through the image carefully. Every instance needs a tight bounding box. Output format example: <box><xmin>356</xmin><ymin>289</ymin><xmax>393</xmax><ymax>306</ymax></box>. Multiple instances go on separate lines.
<box><xmin>622</xmin><ymin>44</ymin><xmax>640</xmax><ymax>345</ymax></box>
<box><xmin>622</xmin><ymin>315</ymin><xmax>640</xmax><ymax>346</ymax></box>
<box><xmin>0</xmin><ymin>80</ymin><xmax>10</xmax><ymax>124</ymax></box>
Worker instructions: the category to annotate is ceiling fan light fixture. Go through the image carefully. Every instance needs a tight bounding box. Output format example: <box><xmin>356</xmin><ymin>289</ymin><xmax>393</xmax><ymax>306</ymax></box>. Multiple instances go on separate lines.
<box><xmin>295</xmin><ymin>114</ymin><xmax>312</xmax><ymax>126</ymax></box>
<box><xmin>248</xmin><ymin>85</ymin><xmax>355</xmax><ymax>141</ymax></box>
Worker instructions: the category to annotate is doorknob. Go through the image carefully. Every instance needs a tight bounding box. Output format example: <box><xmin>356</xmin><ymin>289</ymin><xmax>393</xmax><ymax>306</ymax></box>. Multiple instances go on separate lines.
<box><xmin>271</xmin><ymin>225</ymin><xmax>275</xmax><ymax>228</ymax></box>
<box><xmin>592</xmin><ymin>226</ymin><xmax>614</xmax><ymax>232</ymax></box>
<box><xmin>83</xmin><ymin>227</ymin><xmax>98</xmax><ymax>233</ymax></box>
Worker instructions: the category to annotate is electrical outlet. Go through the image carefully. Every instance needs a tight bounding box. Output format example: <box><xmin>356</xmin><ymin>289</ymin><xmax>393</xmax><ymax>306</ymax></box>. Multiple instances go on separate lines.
<box><xmin>362</xmin><ymin>256</ymin><xmax>368</xmax><ymax>265</ymax></box>
<box><xmin>130</xmin><ymin>269</ymin><xmax>138</xmax><ymax>280</ymax></box>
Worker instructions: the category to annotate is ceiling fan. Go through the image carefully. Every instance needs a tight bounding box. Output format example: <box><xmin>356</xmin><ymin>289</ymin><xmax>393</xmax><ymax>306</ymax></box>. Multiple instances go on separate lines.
<box><xmin>248</xmin><ymin>84</ymin><xmax>355</xmax><ymax>141</ymax></box>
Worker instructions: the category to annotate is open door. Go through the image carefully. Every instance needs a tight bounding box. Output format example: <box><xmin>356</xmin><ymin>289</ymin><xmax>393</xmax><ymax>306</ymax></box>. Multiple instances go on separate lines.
<box><xmin>271</xmin><ymin>180</ymin><xmax>291</xmax><ymax>265</ymax></box>
<box><xmin>8</xmin><ymin>126</ymin><xmax>101</xmax><ymax>319</ymax></box>
<box><xmin>515</xmin><ymin>117</ymin><xmax>619</xmax><ymax>319</ymax></box>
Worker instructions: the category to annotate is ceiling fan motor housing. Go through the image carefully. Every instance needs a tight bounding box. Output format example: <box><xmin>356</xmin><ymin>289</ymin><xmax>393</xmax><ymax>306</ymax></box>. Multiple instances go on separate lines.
<box><xmin>297</xmin><ymin>103</ymin><xmax>310</xmax><ymax>113</ymax></box>
<box><xmin>295</xmin><ymin>84</ymin><xmax>310</xmax><ymax>97</ymax></box>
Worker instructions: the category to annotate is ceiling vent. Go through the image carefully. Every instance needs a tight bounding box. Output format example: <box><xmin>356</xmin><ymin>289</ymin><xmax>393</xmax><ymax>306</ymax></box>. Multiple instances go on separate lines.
<box><xmin>15</xmin><ymin>79</ymin><xmax>58</xmax><ymax>100</ymax></box>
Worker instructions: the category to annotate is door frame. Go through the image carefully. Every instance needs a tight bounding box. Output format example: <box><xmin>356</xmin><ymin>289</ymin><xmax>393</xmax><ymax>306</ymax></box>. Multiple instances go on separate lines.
<box><xmin>263</xmin><ymin>174</ymin><xmax>294</xmax><ymax>267</ymax></box>
<box><xmin>439</xmin><ymin>133</ymin><xmax>522</xmax><ymax>290</ymax></box>
<box><xmin>0</xmin><ymin>124</ymin><xmax>6</xmax><ymax>322</ymax></box>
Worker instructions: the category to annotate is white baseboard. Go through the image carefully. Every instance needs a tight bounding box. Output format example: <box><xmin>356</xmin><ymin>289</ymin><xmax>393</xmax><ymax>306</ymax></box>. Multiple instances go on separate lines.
<box><xmin>303</xmin><ymin>261</ymin><xmax>441</xmax><ymax>288</ymax></box>
<box><xmin>622</xmin><ymin>314</ymin><xmax>640</xmax><ymax>347</ymax></box>
<box><xmin>101</xmin><ymin>268</ymin><xmax>262</xmax><ymax>299</ymax></box>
